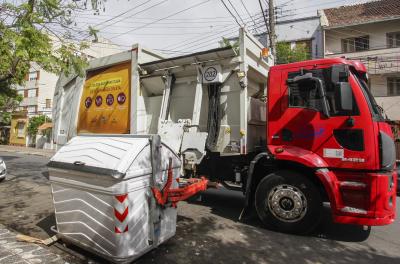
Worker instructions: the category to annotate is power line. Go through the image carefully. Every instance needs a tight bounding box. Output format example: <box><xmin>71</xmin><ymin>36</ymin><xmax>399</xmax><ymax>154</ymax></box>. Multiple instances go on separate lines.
<box><xmin>220</xmin><ymin>0</ymin><xmax>242</xmax><ymax>27</ymax></box>
<box><xmin>112</xmin><ymin>0</ymin><xmax>212</xmax><ymax>39</ymax></box>
<box><xmin>240</xmin><ymin>0</ymin><xmax>259</xmax><ymax>33</ymax></box>
<box><xmin>258</xmin><ymin>0</ymin><xmax>270</xmax><ymax>35</ymax></box>
<box><xmin>163</xmin><ymin>18</ymin><xmax>266</xmax><ymax>54</ymax></box>
<box><xmin>162</xmin><ymin>12</ymin><xmax>264</xmax><ymax>50</ymax></box>
<box><xmin>226</xmin><ymin>0</ymin><xmax>246</xmax><ymax>26</ymax></box>
<box><xmin>93</xmin><ymin>0</ymin><xmax>155</xmax><ymax>28</ymax></box>
<box><xmin>96</xmin><ymin>0</ymin><xmax>170</xmax><ymax>31</ymax></box>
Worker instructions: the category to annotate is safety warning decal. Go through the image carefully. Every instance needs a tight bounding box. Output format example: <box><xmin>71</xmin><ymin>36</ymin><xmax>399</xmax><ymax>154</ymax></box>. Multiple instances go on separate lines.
<box><xmin>77</xmin><ymin>62</ymin><xmax>131</xmax><ymax>134</ymax></box>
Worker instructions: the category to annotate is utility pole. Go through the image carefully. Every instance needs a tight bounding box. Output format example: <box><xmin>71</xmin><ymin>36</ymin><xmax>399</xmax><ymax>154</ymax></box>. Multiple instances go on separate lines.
<box><xmin>268</xmin><ymin>0</ymin><xmax>277</xmax><ymax>59</ymax></box>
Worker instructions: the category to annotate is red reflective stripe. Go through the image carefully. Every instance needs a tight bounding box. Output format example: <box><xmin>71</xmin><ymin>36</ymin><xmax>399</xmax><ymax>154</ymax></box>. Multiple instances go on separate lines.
<box><xmin>115</xmin><ymin>225</ymin><xmax>129</xmax><ymax>234</ymax></box>
<box><xmin>114</xmin><ymin>207</ymin><xmax>128</xmax><ymax>222</ymax></box>
<box><xmin>115</xmin><ymin>194</ymin><xmax>128</xmax><ymax>203</ymax></box>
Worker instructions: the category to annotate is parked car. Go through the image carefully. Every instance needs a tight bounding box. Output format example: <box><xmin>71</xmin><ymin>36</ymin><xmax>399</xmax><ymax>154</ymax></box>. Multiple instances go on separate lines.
<box><xmin>0</xmin><ymin>158</ymin><xmax>6</xmax><ymax>182</ymax></box>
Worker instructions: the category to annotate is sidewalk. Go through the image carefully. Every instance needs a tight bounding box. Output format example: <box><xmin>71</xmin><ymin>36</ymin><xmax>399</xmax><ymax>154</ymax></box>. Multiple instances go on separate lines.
<box><xmin>0</xmin><ymin>145</ymin><xmax>55</xmax><ymax>158</ymax></box>
<box><xmin>0</xmin><ymin>224</ymin><xmax>65</xmax><ymax>264</ymax></box>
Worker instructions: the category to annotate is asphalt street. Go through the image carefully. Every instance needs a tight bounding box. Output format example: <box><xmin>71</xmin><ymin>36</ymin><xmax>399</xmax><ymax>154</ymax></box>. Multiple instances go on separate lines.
<box><xmin>0</xmin><ymin>151</ymin><xmax>399</xmax><ymax>264</ymax></box>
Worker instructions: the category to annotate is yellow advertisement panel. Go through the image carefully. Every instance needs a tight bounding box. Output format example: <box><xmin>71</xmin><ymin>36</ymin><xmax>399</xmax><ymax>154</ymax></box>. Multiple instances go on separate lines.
<box><xmin>77</xmin><ymin>62</ymin><xmax>131</xmax><ymax>134</ymax></box>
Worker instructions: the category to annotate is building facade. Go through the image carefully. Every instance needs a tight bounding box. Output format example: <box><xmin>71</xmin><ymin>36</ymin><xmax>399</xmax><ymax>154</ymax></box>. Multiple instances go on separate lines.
<box><xmin>320</xmin><ymin>0</ymin><xmax>400</xmax><ymax>121</ymax></box>
<box><xmin>251</xmin><ymin>16</ymin><xmax>323</xmax><ymax>61</ymax></box>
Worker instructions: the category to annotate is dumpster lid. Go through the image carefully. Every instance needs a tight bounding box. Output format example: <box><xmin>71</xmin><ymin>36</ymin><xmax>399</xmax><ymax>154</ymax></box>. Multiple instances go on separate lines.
<box><xmin>48</xmin><ymin>135</ymin><xmax>154</xmax><ymax>178</ymax></box>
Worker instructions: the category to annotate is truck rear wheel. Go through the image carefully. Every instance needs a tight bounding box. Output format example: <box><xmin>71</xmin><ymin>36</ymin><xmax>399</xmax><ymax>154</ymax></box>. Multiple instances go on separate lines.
<box><xmin>254</xmin><ymin>170</ymin><xmax>322</xmax><ymax>234</ymax></box>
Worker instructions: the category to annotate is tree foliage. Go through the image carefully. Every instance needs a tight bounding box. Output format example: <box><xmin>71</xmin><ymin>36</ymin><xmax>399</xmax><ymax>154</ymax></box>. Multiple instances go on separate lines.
<box><xmin>276</xmin><ymin>42</ymin><xmax>311</xmax><ymax>65</ymax></box>
<box><xmin>0</xmin><ymin>0</ymin><xmax>101</xmax><ymax>99</ymax></box>
<box><xmin>221</xmin><ymin>37</ymin><xmax>239</xmax><ymax>55</ymax></box>
<box><xmin>27</xmin><ymin>114</ymin><xmax>52</xmax><ymax>138</ymax></box>
<box><xmin>0</xmin><ymin>94</ymin><xmax>23</xmax><ymax>125</ymax></box>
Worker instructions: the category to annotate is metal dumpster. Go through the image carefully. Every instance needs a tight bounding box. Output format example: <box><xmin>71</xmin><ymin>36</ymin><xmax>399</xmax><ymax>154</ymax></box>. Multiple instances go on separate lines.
<box><xmin>47</xmin><ymin>134</ymin><xmax>180</xmax><ymax>263</ymax></box>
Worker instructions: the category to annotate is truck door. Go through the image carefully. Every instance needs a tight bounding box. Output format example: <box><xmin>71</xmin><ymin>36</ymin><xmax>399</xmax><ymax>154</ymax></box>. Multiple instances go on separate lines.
<box><xmin>271</xmin><ymin>65</ymin><xmax>378</xmax><ymax>170</ymax></box>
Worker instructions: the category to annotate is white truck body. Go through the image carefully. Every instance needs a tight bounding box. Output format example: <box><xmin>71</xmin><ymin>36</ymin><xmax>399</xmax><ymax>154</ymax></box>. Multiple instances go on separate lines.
<box><xmin>52</xmin><ymin>28</ymin><xmax>273</xmax><ymax>169</ymax></box>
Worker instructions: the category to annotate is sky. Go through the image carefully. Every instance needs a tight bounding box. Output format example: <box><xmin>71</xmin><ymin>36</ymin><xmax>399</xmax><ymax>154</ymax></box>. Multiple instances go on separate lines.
<box><xmin>70</xmin><ymin>0</ymin><xmax>374</xmax><ymax>56</ymax></box>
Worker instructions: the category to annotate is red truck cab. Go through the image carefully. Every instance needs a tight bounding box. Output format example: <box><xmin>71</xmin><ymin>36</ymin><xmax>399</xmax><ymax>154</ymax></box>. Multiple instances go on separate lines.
<box><xmin>253</xmin><ymin>58</ymin><xmax>396</xmax><ymax>232</ymax></box>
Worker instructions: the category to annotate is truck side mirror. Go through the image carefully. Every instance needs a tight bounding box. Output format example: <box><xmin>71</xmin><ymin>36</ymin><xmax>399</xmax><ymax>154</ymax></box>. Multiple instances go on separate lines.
<box><xmin>338</xmin><ymin>82</ymin><xmax>353</xmax><ymax>111</ymax></box>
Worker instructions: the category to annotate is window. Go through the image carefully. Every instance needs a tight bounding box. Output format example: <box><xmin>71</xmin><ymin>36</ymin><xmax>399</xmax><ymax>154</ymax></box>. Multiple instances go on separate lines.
<box><xmin>28</xmin><ymin>89</ymin><xmax>37</xmax><ymax>98</ymax></box>
<box><xmin>288</xmin><ymin>67</ymin><xmax>359</xmax><ymax>116</ymax></box>
<box><xmin>17</xmin><ymin>122</ymin><xmax>25</xmax><ymax>138</ymax></box>
<box><xmin>17</xmin><ymin>90</ymin><xmax>24</xmax><ymax>96</ymax></box>
<box><xmin>288</xmin><ymin>77</ymin><xmax>323</xmax><ymax>111</ymax></box>
<box><xmin>28</xmin><ymin>71</ymin><xmax>38</xmax><ymax>81</ymax></box>
<box><xmin>342</xmin><ymin>36</ymin><xmax>369</xmax><ymax>53</ymax></box>
<box><xmin>388</xmin><ymin>77</ymin><xmax>400</xmax><ymax>96</ymax></box>
<box><xmin>28</xmin><ymin>106</ymin><xmax>37</xmax><ymax>113</ymax></box>
<box><xmin>46</xmin><ymin>99</ymin><xmax>51</xmax><ymax>108</ymax></box>
<box><xmin>387</xmin><ymin>32</ymin><xmax>400</xmax><ymax>48</ymax></box>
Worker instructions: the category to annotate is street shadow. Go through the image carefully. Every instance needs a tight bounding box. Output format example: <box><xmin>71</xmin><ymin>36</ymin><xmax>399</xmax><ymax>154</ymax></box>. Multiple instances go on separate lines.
<box><xmin>313</xmin><ymin>206</ymin><xmax>371</xmax><ymax>242</ymax></box>
<box><xmin>188</xmin><ymin>188</ymin><xmax>371</xmax><ymax>243</ymax></box>
<box><xmin>36</xmin><ymin>213</ymin><xmax>57</xmax><ymax>236</ymax></box>
<box><xmin>135</xmin><ymin>213</ymin><xmax>397</xmax><ymax>264</ymax></box>
<box><xmin>41</xmin><ymin>170</ymin><xmax>50</xmax><ymax>180</ymax></box>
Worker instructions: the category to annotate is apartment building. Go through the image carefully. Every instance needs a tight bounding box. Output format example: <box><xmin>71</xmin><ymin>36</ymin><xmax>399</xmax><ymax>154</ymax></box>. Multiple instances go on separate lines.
<box><xmin>320</xmin><ymin>0</ymin><xmax>400</xmax><ymax>121</ymax></box>
<box><xmin>16</xmin><ymin>64</ymin><xmax>58</xmax><ymax>118</ymax></box>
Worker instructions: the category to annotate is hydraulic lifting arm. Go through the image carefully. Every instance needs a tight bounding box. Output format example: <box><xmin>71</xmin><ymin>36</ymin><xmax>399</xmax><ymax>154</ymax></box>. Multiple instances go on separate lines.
<box><xmin>151</xmin><ymin>158</ymin><xmax>209</xmax><ymax>207</ymax></box>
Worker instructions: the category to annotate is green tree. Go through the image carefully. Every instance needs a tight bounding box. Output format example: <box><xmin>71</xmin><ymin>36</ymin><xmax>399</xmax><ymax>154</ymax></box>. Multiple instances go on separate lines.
<box><xmin>27</xmin><ymin>115</ymin><xmax>52</xmax><ymax>141</ymax></box>
<box><xmin>0</xmin><ymin>0</ymin><xmax>101</xmax><ymax>99</ymax></box>
<box><xmin>221</xmin><ymin>37</ymin><xmax>240</xmax><ymax>55</ymax></box>
<box><xmin>0</xmin><ymin>94</ymin><xmax>23</xmax><ymax>125</ymax></box>
<box><xmin>276</xmin><ymin>42</ymin><xmax>311</xmax><ymax>65</ymax></box>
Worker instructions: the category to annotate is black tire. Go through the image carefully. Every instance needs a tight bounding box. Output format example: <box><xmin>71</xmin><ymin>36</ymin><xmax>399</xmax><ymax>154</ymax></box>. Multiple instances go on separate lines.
<box><xmin>255</xmin><ymin>170</ymin><xmax>322</xmax><ymax>234</ymax></box>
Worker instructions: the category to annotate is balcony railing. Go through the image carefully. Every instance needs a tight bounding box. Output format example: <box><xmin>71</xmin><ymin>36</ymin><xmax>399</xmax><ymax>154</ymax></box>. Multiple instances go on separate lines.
<box><xmin>25</xmin><ymin>80</ymin><xmax>38</xmax><ymax>89</ymax></box>
<box><xmin>20</xmin><ymin>97</ymin><xmax>38</xmax><ymax>106</ymax></box>
<box><xmin>325</xmin><ymin>47</ymin><xmax>400</xmax><ymax>75</ymax></box>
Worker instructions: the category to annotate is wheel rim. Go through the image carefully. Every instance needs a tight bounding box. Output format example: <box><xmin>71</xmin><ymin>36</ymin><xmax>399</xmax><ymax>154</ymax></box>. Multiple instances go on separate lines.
<box><xmin>267</xmin><ymin>184</ymin><xmax>307</xmax><ymax>223</ymax></box>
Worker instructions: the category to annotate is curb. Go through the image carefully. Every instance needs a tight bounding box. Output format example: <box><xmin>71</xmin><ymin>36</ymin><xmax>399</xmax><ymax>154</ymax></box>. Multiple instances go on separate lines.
<box><xmin>0</xmin><ymin>148</ymin><xmax>55</xmax><ymax>158</ymax></box>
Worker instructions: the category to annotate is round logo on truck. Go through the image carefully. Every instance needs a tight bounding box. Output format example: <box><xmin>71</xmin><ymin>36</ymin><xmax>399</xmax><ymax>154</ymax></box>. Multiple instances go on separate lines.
<box><xmin>95</xmin><ymin>95</ymin><xmax>102</xmax><ymax>106</ymax></box>
<box><xmin>106</xmin><ymin>94</ymin><xmax>114</xmax><ymax>106</ymax></box>
<box><xmin>84</xmin><ymin>97</ymin><xmax>92</xmax><ymax>108</ymax></box>
<box><xmin>117</xmin><ymin>92</ymin><xmax>126</xmax><ymax>105</ymax></box>
<box><xmin>203</xmin><ymin>67</ymin><xmax>218</xmax><ymax>82</ymax></box>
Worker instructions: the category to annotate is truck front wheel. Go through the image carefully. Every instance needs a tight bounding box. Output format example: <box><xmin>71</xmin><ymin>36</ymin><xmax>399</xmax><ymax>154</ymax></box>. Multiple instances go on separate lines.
<box><xmin>254</xmin><ymin>170</ymin><xmax>322</xmax><ymax>234</ymax></box>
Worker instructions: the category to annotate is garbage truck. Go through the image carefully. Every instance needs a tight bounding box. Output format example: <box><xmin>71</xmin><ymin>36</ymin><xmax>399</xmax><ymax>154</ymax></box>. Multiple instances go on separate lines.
<box><xmin>49</xmin><ymin>28</ymin><xmax>397</xmax><ymax>262</ymax></box>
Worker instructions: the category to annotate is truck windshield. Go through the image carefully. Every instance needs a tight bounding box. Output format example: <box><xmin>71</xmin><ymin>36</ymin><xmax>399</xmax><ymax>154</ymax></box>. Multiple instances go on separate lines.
<box><xmin>288</xmin><ymin>67</ymin><xmax>359</xmax><ymax>116</ymax></box>
<box><xmin>351</xmin><ymin>70</ymin><xmax>384</xmax><ymax>121</ymax></box>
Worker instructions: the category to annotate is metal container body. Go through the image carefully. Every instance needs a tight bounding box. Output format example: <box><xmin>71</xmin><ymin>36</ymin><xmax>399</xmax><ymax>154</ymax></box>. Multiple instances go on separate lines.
<box><xmin>48</xmin><ymin>135</ymin><xmax>180</xmax><ymax>263</ymax></box>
